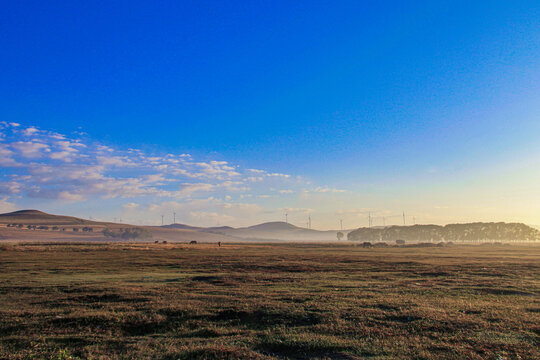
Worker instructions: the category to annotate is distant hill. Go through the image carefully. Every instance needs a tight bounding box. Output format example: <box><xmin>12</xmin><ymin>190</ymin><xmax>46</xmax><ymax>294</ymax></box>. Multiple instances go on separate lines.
<box><xmin>0</xmin><ymin>210</ymin><xmax>236</xmax><ymax>243</ymax></box>
<box><xmin>5</xmin><ymin>210</ymin><xmax>536</xmax><ymax>243</ymax></box>
<box><xmin>245</xmin><ymin>221</ymin><xmax>300</xmax><ymax>231</ymax></box>
<box><xmin>0</xmin><ymin>210</ymin><xmax>98</xmax><ymax>225</ymax></box>
<box><xmin>347</xmin><ymin>222</ymin><xmax>540</xmax><ymax>242</ymax></box>
<box><xmin>162</xmin><ymin>223</ymin><xmax>203</xmax><ymax>231</ymax></box>
<box><xmin>202</xmin><ymin>221</ymin><xmax>348</xmax><ymax>241</ymax></box>
<box><xmin>0</xmin><ymin>210</ymin><xmax>352</xmax><ymax>242</ymax></box>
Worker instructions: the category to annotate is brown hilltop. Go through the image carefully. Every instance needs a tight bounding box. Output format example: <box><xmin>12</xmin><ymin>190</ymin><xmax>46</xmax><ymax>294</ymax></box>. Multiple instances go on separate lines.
<box><xmin>0</xmin><ymin>209</ymin><xmax>236</xmax><ymax>243</ymax></box>
<box><xmin>0</xmin><ymin>209</ymin><xmax>98</xmax><ymax>225</ymax></box>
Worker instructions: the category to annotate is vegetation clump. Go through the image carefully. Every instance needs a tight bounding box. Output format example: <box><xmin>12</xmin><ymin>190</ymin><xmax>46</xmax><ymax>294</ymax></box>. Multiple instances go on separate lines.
<box><xmin>102</xmin><ymin>227</ymin><xmax>152</xmax><ymax>239</ymax></box>
<box><xmin>348</xmin><ymin>222</ymin><xmax>540</xmax><ymax>242</ymax></box>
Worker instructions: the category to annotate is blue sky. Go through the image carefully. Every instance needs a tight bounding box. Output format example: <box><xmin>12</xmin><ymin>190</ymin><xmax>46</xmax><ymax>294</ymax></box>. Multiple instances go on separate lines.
<box><xmin>1</xmin><ymin>1</ymin><xmax>539</xmax><ymax>228</ymax></box>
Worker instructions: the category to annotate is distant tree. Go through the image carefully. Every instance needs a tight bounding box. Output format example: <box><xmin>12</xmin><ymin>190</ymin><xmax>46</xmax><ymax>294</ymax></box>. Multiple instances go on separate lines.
<box><xmin>337</xmin><ymin>231</ymin><xmax>344</xmax><ymax>241</ymax></box>
<box><xmin>102</xmin><ymin>227</ymin><xmax>152</xmax><ymax>239</ymax></box>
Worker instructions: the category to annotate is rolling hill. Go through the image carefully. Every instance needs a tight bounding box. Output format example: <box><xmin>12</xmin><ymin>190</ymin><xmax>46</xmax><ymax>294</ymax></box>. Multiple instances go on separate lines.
<box><xmin>0</xmin><ymin>210</ymin><xmax>235</xmax><ymax>243</ymax></box>
<box><xmin>199</xmin><ymin>221</ymin><xmax>349</xmax><ymax>241</ymax></box>
<box><xmin>0</xmin><ymin>210</ymin><xmax>350</xmax><ymax>242</ymax></box>
<box><xmin>0</xmin><ymin>210</ymin><xmax>99</xmax><ymax>225</ymax></box>
<box><xmin>13</xmin><ymin>210</ymin><xmax>537</xmax><ymax>243</ymax></box>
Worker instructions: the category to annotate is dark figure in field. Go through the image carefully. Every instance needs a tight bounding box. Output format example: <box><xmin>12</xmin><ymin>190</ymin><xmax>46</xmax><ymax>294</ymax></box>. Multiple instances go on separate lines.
<box><xmin>218</xmin><ymin>241</ymin><xmax>221</xmax><ymax>247</ymax></box>
<box><xmin>154</xmin><ymin>240</ymin><xmax>159</xmax><ymax>244</ymax></box>
<box><xmin>162</xmin><ymin>241</ymin><xmax>167</xmax><ymax>244</ymax></box>
<box><xmin>190</xmin><ymin>240</ymin><xmax>197</xmax><ymax>244</ymax></box>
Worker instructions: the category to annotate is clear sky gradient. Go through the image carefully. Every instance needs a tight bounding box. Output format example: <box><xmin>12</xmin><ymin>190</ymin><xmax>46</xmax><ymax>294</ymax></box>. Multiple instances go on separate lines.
<box><xmin>1</xmin><ymin>1</ymin><xmax>539</xmax><ymax>228</ymax></box>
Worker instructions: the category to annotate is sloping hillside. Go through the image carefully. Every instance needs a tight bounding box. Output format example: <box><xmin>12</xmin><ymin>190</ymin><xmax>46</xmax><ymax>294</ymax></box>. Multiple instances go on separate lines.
<box><xmin>202</xmin><ymin>221</ymin><xmax>348</xmax><ymax>241</ymax></box>
<box><xmin>0</xmin><ymin>210</ymin><xmax>235</xmax><ymax>243</ymax></box>
<box><xmin>162</xmin><ymin>223</ymin><xmax>204</xmax><ymax>231</ymax></box>
<box><xmin>0</xmin><ymin>210</ymin><xmax>100</xmax><ymax>225</ymax></box>
<box><xmin>347</xmin><ymin>222</ymin><xmax>540</xmax><ymax>242</ymax></box>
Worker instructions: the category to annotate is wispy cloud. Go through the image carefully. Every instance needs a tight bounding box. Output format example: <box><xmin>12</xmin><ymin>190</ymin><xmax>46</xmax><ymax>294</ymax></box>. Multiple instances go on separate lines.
<box><xmin>0</xmin><ymin>123</ymin><xmax>304</xmax><ymax>207</ymax></box>
<box><xmin>0</xmin><ymin>123</ymin><xmax>363</xmax><ymax>227</ymax></box>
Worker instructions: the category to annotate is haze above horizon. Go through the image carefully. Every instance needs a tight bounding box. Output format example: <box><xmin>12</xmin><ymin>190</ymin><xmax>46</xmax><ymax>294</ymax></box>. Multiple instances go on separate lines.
<box><xmin>1</xmin><ymin>1</ymin><xmax>539</xmax><ymax>229</ymax></box>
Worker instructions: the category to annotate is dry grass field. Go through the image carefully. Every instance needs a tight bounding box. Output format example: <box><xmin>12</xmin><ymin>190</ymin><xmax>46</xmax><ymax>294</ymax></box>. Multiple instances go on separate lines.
<box><xmin>0</xmin><ymin>243</ymin><xmax>538</xmax><ymax>359</ymax></box>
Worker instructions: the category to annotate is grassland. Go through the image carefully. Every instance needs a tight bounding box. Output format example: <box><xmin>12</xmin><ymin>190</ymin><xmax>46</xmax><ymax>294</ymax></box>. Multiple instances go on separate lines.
<box><xmin>0</xmin><ymin>243</ymin><xmax>538</xmax><ymax>359</ymax></box>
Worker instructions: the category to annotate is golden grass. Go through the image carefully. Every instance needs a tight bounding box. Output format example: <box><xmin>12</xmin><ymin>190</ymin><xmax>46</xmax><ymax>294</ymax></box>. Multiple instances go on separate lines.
<box><xmin>0</xmin><ymin>243</ymin><xmax>538</xmax><ymax>359</ymax></box>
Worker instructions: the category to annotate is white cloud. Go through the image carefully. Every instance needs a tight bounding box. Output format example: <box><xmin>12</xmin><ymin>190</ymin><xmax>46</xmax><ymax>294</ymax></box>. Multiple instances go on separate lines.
<box><xmin>267</xmin><ymin>173</ymin><xmax>290</xmax><ymax>178</ymax></box>
<box><xmin>58</xmin><ymin>191</ymin><xmax>85</xmax><ymax>201</ymax></box>
<box><xmin>0</xmin><ymin>124</ymin><xmax>344</xmax><ymax>227</ymax></box>
<box><xmin>311</xmin><ymin>186</ymin><xmax>346</xmax><ymax>193</ymax></box>
<box><xmin>127</xmin><ymin>198</ymin><xmax>264</xmax><ymax>226</ymax></box>
<box><xmin>0</xmin><ymin>145</ymin><xmax>19</xmax><ymax>166</ymax></box>
<box><xmin>96</xmin><ymin>155</ymin><xmax>134</xmax><ymax>167</ymax></box>
<box><xmin>123</xmin><ymin>202</ymin><xmax>140</xmax><ymax>210</ymax></box>
<box><xmin>176</xmin><ymin>183</ymin><xmax>216</xmax><ymax>198</ymax></box>
<box><xmin>11</xmin><ymin>141</ymin><xmax>50</xmax><ymax>158</ymax></box>
<box><xmin>0</xmin><ymin>197</ymin><xmax>17</xmax><ymax>213</ymax></box>
<box><xmin>23</xmin><ymin>127</ymin><xmax>40</xmax><ymax>136</ymax></box>
<box><xmin>0</xmin><ymin>181</ymin><xmax>20</xmax><ymax>195</ymax></box>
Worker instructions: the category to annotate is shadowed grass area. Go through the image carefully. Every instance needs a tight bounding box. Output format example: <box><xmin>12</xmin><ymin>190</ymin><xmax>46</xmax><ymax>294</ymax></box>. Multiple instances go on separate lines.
<box><xmin>0</xmin><ymin>243</ymin><xmax>538</xmax><ymax>359</ymax></box>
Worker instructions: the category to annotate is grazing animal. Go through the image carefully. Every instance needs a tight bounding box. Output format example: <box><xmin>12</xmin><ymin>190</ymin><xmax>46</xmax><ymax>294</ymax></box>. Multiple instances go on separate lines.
<box><xmin>190</xmin><ymin>240</ymin><xmax>197</xmax><ymax>244</ymax></box>
<box><xmin>162</xmin><ymin>240</ymin><xmax>167</xmax><ymax>244</ymax></box>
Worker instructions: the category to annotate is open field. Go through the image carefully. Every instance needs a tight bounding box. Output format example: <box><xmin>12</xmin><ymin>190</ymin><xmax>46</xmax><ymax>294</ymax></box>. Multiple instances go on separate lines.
<box><xmin>0</xmin><ymin>243</ymin><xmax>538</xmax><ymax>359</ymax></box>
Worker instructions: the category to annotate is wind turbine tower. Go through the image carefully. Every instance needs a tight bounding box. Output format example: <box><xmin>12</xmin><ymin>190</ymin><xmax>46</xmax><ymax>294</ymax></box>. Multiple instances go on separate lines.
<box><xmin>308</xmin><ymin>215</ymin><xmax>311</xmax><ymax>229</ymax></box>
<box><xmin>161</xmin><ymin>215</ymin><xmax>164</xmax><ymax>226</ymax></box>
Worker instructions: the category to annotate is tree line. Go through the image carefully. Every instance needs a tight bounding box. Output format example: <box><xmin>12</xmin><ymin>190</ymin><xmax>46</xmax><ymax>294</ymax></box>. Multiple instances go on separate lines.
<box><xmin>346</xmin><ymin>222</ymin><xmax>540</xmax><ymax>242</ymax></box>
